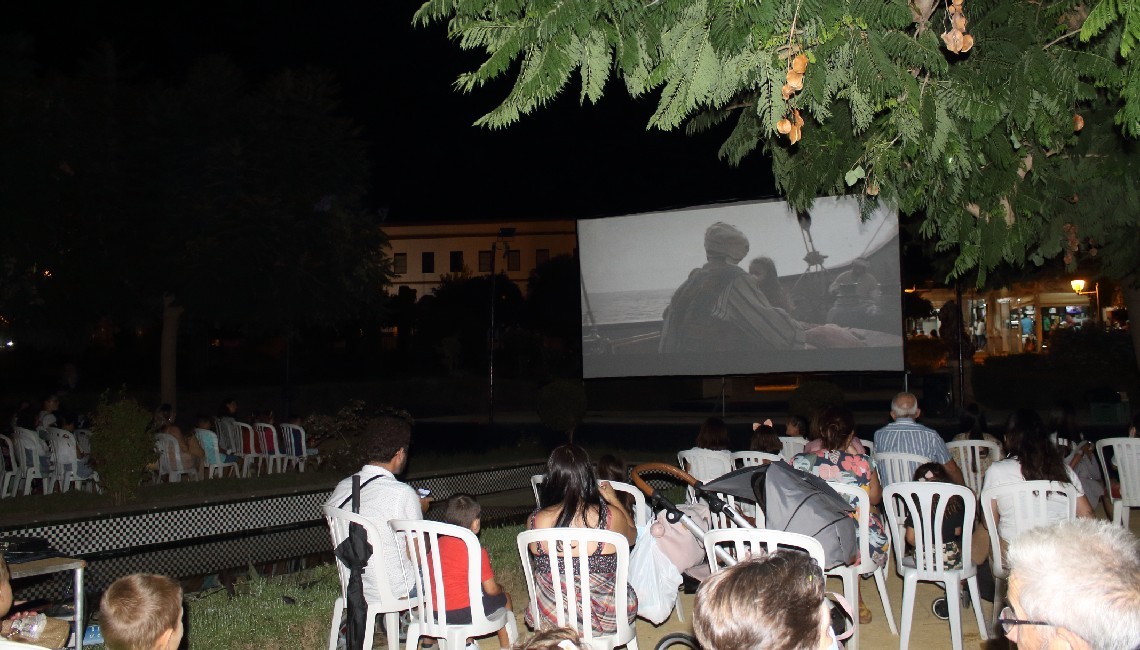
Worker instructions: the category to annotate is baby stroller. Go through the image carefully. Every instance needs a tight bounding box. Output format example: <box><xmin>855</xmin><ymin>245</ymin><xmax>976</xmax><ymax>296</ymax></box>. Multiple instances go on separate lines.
<box><xmin>628</xmin><ymin>462</ymin><xmax>858</xmax><ymax>649</ymax></box>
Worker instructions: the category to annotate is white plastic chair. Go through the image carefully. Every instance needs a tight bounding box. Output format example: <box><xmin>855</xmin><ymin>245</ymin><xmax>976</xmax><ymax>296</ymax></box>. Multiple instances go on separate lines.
<box><xmin>778</xmin><ymin>436</ymin><xmax>808</xmax><ymax>462</ymax></box>
<box><xmin>530</xmin><ymin>475</ymin><xmax>650</xmax><ymax>528</ymax></box>
<box><xmin>323</xmin><ymin>506</ymin><xmax>419</xmax><ymax>650</ymax></box>
<box><xmin>946</xmin><ymin>440</ymin><xmax>1002</xmax><ymax>495</ymax></box>
<box><xmin>883</xmin><ymin>481</ymin><xmax>988</xmax><ymax>650</ymax></box>
<box><xmin>703</xmin><ymin>527</ymin><xmax>825</xmax><ymax>574</ymax></box>
<box><xmin>0</xmin><ymin>434</ymin><xmax>16</xmax><ymax>497</ymax></box>
<box><xmin>391</xmin><ymin>519</ymin><xmax>517</xmax><ymax>650</ymax></box>
<box><xmin>980</xmin><ymin>480</ymin><xmax>1078</xmax><ymax>628</ymax></box>
<box><xmin>730</xmin><ymin>451</ymin><xmax>783</xmax><ymax>468</ymax></box>
<box><xmin>875</xmin><ymin>452</ymin><xmax>930</xmax><ymax>487</ymax></box>
<box><xmin>517</xmin><ymin>527</ymin><xmax>638</xmax><ymax>650</ymax></box>
<box><xmin>47</xmin><ymin>428</ymin><xmax>99</xmax><ymax>493</ymax></box>
<box><xmin>236</xmin><ymin>421</ymin><xmax>268</xmax><ymax>476</ymax></box>
<box><xmin>214</xmin><ymin>417</ymin><xmax>239</xmax><ymax>455</ymax></box>
<box><xmin>1097</xmin><ymin>437</ymin><xmax>1140</xmax><ymax>527</ymax></box>
<box><xmin>859</xmin><ymin>438</ymin><xmax>875</xmax><ymax>455</ymax></box>
<box><xmin>74</xmin><ymin>429</ymin><xmax>92</xmax><ymax>455</ymax></box>
<box><xmin>13</xmin><ymin>427</ymin><xmax>50</xmax><ymax>495</ymax></box>
<box><xmin>154</xmin><ymin>433</ymin><xmax>199</xmax><ymax>483</ymax></box>
<box><xmin>677</xmin><ymin>448</ymin><xmax>733</xmax><ymax>503</ymax></box>
<box><xmin>825</xmin><ymin>482</ymin><xmax>898</xmax><ymax>647</ymax></box>
<box><xmin>279</xmin><ymin>423</ymin><xmax>316</xmax><ymax>472</ymax></box>
<box><xmin>255</xmin><ymin>422</ymin><xmax>287</xmax><ymax>473</ymax></box>
<box><xmin>194</xmin><ymin>429</ymin><xmax>240</xmax><ymax>479</ymax></box>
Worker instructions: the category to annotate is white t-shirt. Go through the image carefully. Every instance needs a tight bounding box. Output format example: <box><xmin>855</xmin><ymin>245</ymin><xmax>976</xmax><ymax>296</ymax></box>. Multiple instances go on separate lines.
<box><xmin>982</xmin><ymin>458</ymin><xmax>1083</xmax><ymax>541</ymax></box>
<box><xmin>326</xmin><ymin>465</ymin><xmax>423</xmax><ymax>601</ymax></box>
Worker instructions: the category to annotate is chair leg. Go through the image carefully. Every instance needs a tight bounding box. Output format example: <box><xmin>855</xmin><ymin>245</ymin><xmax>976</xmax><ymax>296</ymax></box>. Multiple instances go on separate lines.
<box><xmin>945</xmin><ymin>580</ymin><xmax>963</xmax><ymax>650</ymax></box>
<box><xmin>967</xmin><ymin>576</ymin><xmax>988</xmax><ymax>640</ymax></box>
<box><xmin>990</xmin><ymin>575</ymin><xmax>1006</xmax><ymax>631</ymax></box>
<box><xmin>899</xmin><ymin>574</ymin><xmax>918</xmax><ymax>650</ymax></box>
<box><xmin>626</xmin><ymin>638</ymin><xmax>639</xmax><ymax>650</ymax></box>
<box><xmin>841</xmin><ymin>570</ymin><xmax>858</xmax><ymax>650</ymax></box>
<box><xmin>328</xmin><ymin>600</ymin><xmax>343</xmax><ymax>650</ymax></box>
<box><xmin>872</xmin><ymin>567</ymin><xmax>898</xmax><ymax>635</ymax></box>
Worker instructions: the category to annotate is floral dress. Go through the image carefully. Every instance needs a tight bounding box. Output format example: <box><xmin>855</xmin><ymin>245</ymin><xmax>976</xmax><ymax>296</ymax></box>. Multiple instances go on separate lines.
<box><xmin>793</xmin><ymin>450</ymin><xmax>890</xmax><ymax>568</ymax></box>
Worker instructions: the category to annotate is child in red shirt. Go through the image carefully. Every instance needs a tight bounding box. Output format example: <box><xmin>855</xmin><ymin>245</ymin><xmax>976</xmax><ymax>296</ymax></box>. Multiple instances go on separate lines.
<box><xmin>439</xmin><ymin>494</ymin><xmax>515</xmax><ymax>649</ymax></box>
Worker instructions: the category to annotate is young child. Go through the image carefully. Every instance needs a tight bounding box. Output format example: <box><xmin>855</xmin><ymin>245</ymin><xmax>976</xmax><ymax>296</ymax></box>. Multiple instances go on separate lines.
<box><xmin>749</xmin><ymin>419</ymin><xmax>783</xmax><ymax>456</ymax></box>
<box><xmin>905</xmin><ymin>463</ymin><xmax>966</xmax><ymax>620</ymax></box>
<box><xmin>99</xmin><ymin>573</ymin><xmax>184</xmax><ymax>650</ymax></box>
<box><xmin>440</xmin><ymin>495</ymin><xmax>516</xmax><ymax>650</ymax></box>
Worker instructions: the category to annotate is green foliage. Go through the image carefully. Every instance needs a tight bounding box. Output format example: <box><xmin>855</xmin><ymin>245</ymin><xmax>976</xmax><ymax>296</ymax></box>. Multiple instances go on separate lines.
<box><xmin>90</xmin><ymin>391</ymin><xmax>155</xmax><ymax>505</ymax></box>
<box><xmin>536</xmin><ymin>379</ymin><xmax>588</xmax><ymax>438</ymax></box>
<box><xmin>788</xmin><ymin>380</ymin><xmax>845</xmax><ymax>423</ymax></box>
<box><xmin>417</xmin><ymin>0</ymin><xmax>1140</xmax><ymax>286</ymax></box>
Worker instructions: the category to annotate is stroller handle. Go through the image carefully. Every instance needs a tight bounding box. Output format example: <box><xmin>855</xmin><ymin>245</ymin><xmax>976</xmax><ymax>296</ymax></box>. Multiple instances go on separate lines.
<box><xmin>630</xmin><ymin>462</ymin><xmax>698</xmax><ymax>498</ymax></box>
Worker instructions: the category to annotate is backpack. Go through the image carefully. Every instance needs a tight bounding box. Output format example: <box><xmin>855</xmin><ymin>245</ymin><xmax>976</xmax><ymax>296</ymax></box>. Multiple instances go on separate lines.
<box><xmin>750</xmin><ymin>461</ymin><xmax>858</xmax><ymax>569</ymax></box>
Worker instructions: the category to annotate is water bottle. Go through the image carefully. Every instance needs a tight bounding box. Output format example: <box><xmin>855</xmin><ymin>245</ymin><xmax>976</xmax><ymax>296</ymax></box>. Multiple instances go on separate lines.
<box><xmin>10</xmin><ymin>613</ymin><xmax>47</xmax><ymax>640</ymax></box>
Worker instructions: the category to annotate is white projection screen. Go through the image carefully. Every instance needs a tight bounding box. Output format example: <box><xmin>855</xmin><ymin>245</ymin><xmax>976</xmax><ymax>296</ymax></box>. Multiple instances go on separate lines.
<box><xmin>579</xmin><ymin>197</ymin><xmax>904</xmax><ymax>378</ymax></box>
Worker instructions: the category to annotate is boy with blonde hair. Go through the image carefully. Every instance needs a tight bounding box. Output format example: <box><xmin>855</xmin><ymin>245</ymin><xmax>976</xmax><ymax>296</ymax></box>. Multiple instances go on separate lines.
<box><xmin>99</xmin><ymin>574</ymin><xmax>183</xmax><ymax>650</ymax></box>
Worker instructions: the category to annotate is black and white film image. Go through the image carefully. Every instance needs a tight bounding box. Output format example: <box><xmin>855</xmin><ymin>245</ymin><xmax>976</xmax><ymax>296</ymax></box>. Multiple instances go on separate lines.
<box><xmin>579</xmin><ymin>197</ymin><xmax>904</xmax><ymax>378</ymax></box>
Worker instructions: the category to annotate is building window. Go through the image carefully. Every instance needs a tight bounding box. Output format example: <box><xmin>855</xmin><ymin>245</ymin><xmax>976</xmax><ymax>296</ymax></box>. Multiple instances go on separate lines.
<box><xmin>536</xmin><ymin>249</ymin><xmax>550</xmax><ymax>266</ymax></box>
<box><xmin>507</xmin><ymin>249</ymin><xmax>521</xmax><ymax>272</ymax></box>
<box><xmin>421</xmin><ymin>252</ymin><xmax>435</xmax><ymax>274</ymax></box>
<box><xmin>478</xmin><ymin>250</ymin><xmax>493</xmax><ymax>273</ymax></box>
<box><xmin>393</xmin><ymin>253</ymin><xmax>407</xmax><ymax>274</ymax></box>
<box><xmin>449</xmin><ymin>251</ymin><xmax>463</xmax><ymax>272</ymax></box>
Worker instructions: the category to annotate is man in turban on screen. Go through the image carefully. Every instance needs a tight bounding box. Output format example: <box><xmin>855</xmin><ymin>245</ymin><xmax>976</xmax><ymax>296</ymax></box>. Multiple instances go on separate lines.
<box><xmin>660</xmin><ymin>222</ymin><xmax>807</xmax><ymax>353</ymax></box>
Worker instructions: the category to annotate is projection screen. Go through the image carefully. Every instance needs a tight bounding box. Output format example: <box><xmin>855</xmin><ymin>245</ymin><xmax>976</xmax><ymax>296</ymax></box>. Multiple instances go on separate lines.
<box><xmin>579</xmin><ymin>197</ymin><xmax>904</xmax><ymax>378</ymax></box>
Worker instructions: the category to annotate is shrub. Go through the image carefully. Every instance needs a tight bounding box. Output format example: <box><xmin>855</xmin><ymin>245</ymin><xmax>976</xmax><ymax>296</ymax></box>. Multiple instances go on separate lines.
<box><xmin>302</xmin><ymin>401</ymin><xmax>414</xmax><ymax>475</ymax></box>
<box><xmin>90</xmin><ymin>390</ymin><xmax>155</xmax><ymax>505</ymax></box>
<box><xmin>536</xmin><ymin>379</ymin><xmax>587</xmax><ymax>442</ymax></box>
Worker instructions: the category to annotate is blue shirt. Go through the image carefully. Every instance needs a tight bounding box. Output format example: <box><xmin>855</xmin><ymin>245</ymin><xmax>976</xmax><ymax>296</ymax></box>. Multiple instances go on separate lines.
<box><xmin>872</xmin><ymin>418</ymin><xmax>951</xmax><ymax>466</ymax></box>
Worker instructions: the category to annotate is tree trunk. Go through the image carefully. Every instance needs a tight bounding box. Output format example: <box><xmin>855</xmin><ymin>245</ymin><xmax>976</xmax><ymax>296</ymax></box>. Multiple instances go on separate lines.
<box><xmin>160</xmin><ymin>294</ymin><xmax>184</xmax><ymax>409</ymax></box>
<box><xmin>1124</xmin><ymin>277</ymin><xmax>1140</xmax><ymax>373</ymax></box>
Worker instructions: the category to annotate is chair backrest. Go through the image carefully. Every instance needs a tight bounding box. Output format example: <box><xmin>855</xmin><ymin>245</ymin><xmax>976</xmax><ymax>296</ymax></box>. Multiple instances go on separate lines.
<box><xmin>946</xmin><ymin>440</ymin><xmax>1003</xmax><ymax>494</ymax></box>
<box><xmin>703</xmin><ymin>527</ymin><xmax>826</xmax><ymax>575</ymax></box>
<box><xmin>731</xmin><ymin>451</ymin><xmax>784</xmax><ymax>468</ymax></box>
<box><xmin>1097</xmin><ymin>437</ymin><xmax>1140</xmax><ymax>507</ymax></box>
<box><xmin>530</xmin><ymin>475</ymin><xmax>650</xmax><ymax>528</ymax></box>
<box><xmin>254</xmin><ymin>422</ymin><xmax>279</xmax><ymax>455</ymax></box>
<box><xmin>883</xmin><ymin>481</ymin><xmax>977</xmax><ymax>577</ymax></box>
<box><xmin>0</xmin><ymin>434</ymin><xmax>16</xmax><ymax>475</ymax></box>
<box><xmin>74</xmin><ymin>429</ymin><xmax>92</xmax><ymax>455</ymax></box>
<box><xmin>826</xmin><ymin>481</ymin><xmax>876</xmax><ymax>572</ymax></box>
<box><xmin>236</xmin><ymin>421</ymin><xmax>259</xmax><ymax>455</ymax></box>
<box><xmin>322</xmin><ymin>505</ymin><xmax>417</xmax><ymax>610</ymax></box>
<box><xmin>859</xmin><ymin>438</ymin><xmax>875</xmax><ymax>455</ymax></box>
<box><xmin>979</xmin><ymin>480</ymin><xmax>1078</xmax><ymax>577</ymax></box>
<box><xmin>875</xmin><ymin>452</ymin><xmax>930</xmax><ymax>486</ymax></box>
<box><xmin>14</xmin><ymin>427</ymin><xmax>46</xmax><ymax>468</ymax></box>
<box><xmin>516</xmin><ymin>527</ymin><xmax>635</xmax><ymax>644</ymax></box>
<box><xmin>194</xmin><ymin>429</ymin><xmax>224</xmax><ymax>466</ymax></box>
<box><xmin>677</xmin><ymin>448</ymin><xmax>733</xmax><ymax>483</ymax></box>
<box><xmin>47</xmin><ymin>428</ymin><xmax>78</xmax><ymax>468</ymax></box>
<box><xmin>215</xmin><ymin>417</ymin><xmax>238</xmax><ymax>453</ymax></box>
<box><xmin>779</xmin><ymin>436</ymin><xmax>808</xmax><ymax>462</ymax></box>
<box><xmin>278</xmin><ymin>423</ymin><xmax>308</xmax><ymax>458</ymax></box>
<box><xmin>390</xmin><ymin>519</ymin><xmax>499</xmax><ymax>638</ymax></box>
<box><xmin>154</xmin><ymin>433</ymin><xmax>187</xmax><ymax>474</ymax></box>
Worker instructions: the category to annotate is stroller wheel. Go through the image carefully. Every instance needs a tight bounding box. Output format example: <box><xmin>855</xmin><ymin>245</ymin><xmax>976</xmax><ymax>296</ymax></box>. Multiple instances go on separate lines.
<box><xmin>654</xmin><ymin>632</ymin><xmax>700</xmax><ymax>649</ymax></box>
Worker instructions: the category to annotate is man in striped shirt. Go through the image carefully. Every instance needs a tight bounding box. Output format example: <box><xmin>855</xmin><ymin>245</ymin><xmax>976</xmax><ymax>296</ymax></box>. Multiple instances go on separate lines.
<box><xmin>872</xmin><ymin>392</ymin><xmax>964</xmax><ymax>485</ymax></box>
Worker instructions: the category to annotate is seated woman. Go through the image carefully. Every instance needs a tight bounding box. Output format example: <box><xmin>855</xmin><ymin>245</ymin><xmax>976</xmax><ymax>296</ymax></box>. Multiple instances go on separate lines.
<box><xmin>982</xmin><ymin>409</ymin><xmax>1094</xmax><ymax>544</ymax></box>
<box><xmin>951</xmin><ymin>403</ymin><xmax>1003</xmax><ymax>478</ymax></box>
<box><xmin>694</xmin><ymin>551</ymin><xmax>841</xmax><ymax>650</ymax></box>
<box><xmin>1047</xmin><ymin>400</ymin><xmax>1105</xmax><ymax>513</ymax></box>
<box><xmin>793</xmin><ymin>406</ymin><xmax>888</xmax><ymax>624</ymax></box>
<box><xmin>526</xmin><ymin>445</ymin><xmax>636</xmax><ymax>636</ymax></box>
<box><xmin>152</xmin><ymin>404</ymin><xmax>205</xmax><ymax>475</ymax></box>
<box><xmin>679</xmin><ymin>417</ymin><xmax>733</xmax><ymax>480</ymax></box>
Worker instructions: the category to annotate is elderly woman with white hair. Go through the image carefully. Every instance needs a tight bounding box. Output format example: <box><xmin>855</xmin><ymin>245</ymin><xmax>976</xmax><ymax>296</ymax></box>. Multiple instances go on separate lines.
<box><xmin>1002</xmin><ymin>519</ymin><xmax>1140</xmax><ymax>650</ymax></box>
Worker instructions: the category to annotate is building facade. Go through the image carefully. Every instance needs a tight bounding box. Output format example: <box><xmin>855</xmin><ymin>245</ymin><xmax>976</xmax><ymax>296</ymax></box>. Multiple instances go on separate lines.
<box><xmin>382</xmin><ymin>219</ymin><xmax>578</xmax><ymax>298</ymax></box>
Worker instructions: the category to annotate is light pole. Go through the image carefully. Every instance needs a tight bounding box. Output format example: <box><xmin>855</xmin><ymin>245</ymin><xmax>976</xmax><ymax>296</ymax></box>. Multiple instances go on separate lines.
<box><xmin>1070</xmin><ymin>279</ymin><xmax>1101</xmax><ymax>328</ymax></box>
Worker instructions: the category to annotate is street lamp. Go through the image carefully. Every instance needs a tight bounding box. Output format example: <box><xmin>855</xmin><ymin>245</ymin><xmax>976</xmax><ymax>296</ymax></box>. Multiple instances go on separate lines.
<box><xmin>1070</xmin><ymin>279</ymin><xmax>1101</xmax><ymax>327</ymax></box>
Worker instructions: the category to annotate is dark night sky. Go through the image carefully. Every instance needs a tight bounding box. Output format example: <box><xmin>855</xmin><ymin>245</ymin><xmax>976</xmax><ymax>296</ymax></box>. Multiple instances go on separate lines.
<box><xmin>6</xmin><ymin>0</ymin><xmax>778</xmax><ymax>222</ymax></box>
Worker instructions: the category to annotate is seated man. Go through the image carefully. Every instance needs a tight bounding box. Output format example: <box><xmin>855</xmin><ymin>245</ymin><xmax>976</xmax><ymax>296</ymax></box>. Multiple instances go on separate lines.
<box><xmin>99</xmin><ymin>574</ymin><xmax>184</xmax><ymax>650</ymax></box>
<box><xmin>326</xmin><ymin>415</ymin><xmax>431</xmax><ymax>601</ymax></box>
<box><xmin>1003</xmin><ymin>519</ymin><xmax>1140</xmax><ymax>650</ymax></box>
<box><xmin>873</xmin><ymin>392</ymin><xmax>963</xmax><ymax>485</ymax></box>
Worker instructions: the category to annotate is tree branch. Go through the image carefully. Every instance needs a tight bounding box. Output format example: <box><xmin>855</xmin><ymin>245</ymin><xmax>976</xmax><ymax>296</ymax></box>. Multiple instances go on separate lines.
<box><xmin>1043</xmin><ymin>29</ymin><xmax>1081</xmax><ymax>50</ymax></box>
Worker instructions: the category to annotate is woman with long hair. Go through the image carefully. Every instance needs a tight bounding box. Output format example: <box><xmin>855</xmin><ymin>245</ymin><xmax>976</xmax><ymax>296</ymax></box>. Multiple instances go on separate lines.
<box><xmin>527</xmin><ymin>445</ymin><xmax>637</xmax><ymax>635</ymax></box>
<box><xmin>792</xmin><ymin>407</ymin><xmax>888</xmax><ymax>624</ymax></box>
<box><xmin>982</xmin><ymin>409</ymin><xmax>1094</xmax><ymax>542</ymax></box>
<box><xmin>951</xmin><ymin>403</ymin><xmax>1003</xmax><ymax>477</ymax></box>
<box><xmin>747</xmin><ymin>256</ymin><xmax>793</xmax><ymax>313</ymax></box>
<box><xmin>1047</xmin><ymin>400</ymin><xmax>1106</xmax><ymax>512</ymax></box>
